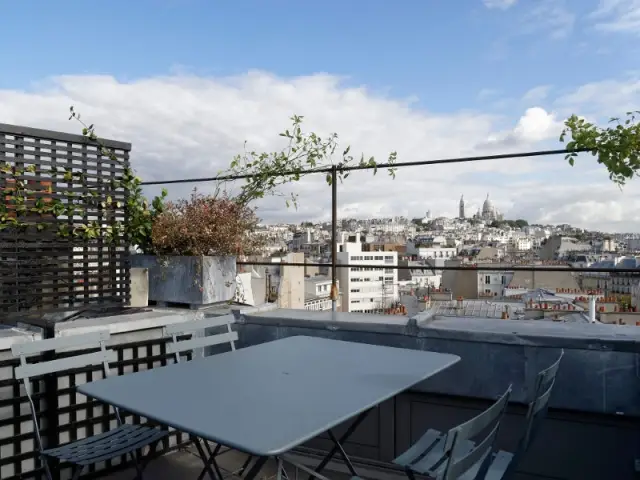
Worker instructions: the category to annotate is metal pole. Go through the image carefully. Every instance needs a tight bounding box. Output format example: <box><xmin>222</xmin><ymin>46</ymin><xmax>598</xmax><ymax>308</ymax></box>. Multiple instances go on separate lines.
<box><xmin>330</xmin><ymin>166</ymin><xmax>338</xmax><ymax>312</ymax></box>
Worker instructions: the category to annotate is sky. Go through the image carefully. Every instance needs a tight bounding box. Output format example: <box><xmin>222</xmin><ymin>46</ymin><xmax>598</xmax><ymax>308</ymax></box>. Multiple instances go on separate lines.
<box><xmin>1</xmin><ymin>0</ymin><xmax>639</xmax><ymax>232</ymax></box>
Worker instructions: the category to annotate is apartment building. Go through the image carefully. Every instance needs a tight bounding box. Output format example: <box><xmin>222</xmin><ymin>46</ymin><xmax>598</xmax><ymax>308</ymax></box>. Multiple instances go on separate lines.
<box><xmin>337</xmin><ymin>241</ymin><xmax>398</xmax><ymax>313</ymax></box>
<box><xmin>406</xmin><ymin>239</ymin><xmax>456</xmax><ymax>259</ymax></box>
<box><xmin>441</xmin><ymin>260</ymin><xmax>514</xmax><ymax>299</ymax></box>
<box><xmin>304</xmin><ymin>275</ymin><xmax>341</xmax><ymax>311</ymax></box>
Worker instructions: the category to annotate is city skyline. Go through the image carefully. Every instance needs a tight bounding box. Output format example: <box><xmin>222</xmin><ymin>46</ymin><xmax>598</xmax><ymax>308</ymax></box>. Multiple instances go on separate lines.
<box><xmin>0</xmin><ymin>1</ymin><xmax>638</xmax><ymax>232</ymax></box>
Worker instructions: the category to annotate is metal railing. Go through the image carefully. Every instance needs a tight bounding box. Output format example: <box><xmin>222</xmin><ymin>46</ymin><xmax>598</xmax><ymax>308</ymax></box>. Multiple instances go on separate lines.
<box><xmin>141</xmin><ymin>146</ymin><xmax>639</xmax><ymax>310</ymax></box>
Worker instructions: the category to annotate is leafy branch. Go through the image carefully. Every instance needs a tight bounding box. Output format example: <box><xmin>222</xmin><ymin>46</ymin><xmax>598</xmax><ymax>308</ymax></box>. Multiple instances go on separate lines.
<box><xmin>68</xmin><ymin>107</ymin><xmax>168</xmax><ymax>251</ymax></box>
<box><xmin>219</xmin><ymin>114</ymin><xmax>398</xmax><ymax>208</ymax></box>
<box><xmin>560</xmin><ymin>111</ymin><xmax>640</xmax><ymax>186</ymax></box>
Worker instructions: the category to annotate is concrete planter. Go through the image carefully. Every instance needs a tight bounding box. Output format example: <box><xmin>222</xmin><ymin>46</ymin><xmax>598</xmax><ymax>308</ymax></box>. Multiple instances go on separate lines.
<box><xmin>129</xmin><ymin>267</ymin><xmax>149</xmax><ymax>307</ymax></box>
<box><xmin>130</xmin><ymin>255</ymin><xmax>237</xmax><ymax>307</ymax></box>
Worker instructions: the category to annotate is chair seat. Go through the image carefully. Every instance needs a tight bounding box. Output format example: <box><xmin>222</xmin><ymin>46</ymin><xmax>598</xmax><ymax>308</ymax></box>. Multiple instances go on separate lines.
<box><xmin>43</xmin><ymin>424</ymin><xmax>168</xmax><ymax>466</ymax></box>
<box><xmin>394</xmin><ymin>429</ymin><xmax>474</xmax><ymax>476</ymax></box>
<box><xmin>484</xmin><ymin>450</ymin><xmax>514</xmax><ymax>480</ymax></box>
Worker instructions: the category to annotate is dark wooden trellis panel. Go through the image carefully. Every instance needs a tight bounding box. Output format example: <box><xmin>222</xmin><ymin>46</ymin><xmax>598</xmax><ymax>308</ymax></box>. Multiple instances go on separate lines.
<box><xmin>0</xmin><ymin>123</ymin><xmax>131</xmax><ymax>318</ymax></box>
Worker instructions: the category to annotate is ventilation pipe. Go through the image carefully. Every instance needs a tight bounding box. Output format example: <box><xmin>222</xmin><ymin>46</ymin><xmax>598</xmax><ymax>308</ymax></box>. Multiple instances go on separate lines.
<box><xmin>588</xmin><ymin>295</ymin><xmax>597</xmax><ymax>324</ymax></box>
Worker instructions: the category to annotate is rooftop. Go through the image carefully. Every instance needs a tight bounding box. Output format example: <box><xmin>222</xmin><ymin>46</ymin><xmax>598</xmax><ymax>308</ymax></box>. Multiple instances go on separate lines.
<box><xmin>2</xmin><ymin>305</ymin><xmax>638</xmax><ymax>480</ymax></box>
<box><xmin>428</xmin><ymin>299</ymin><xmax>525</xmax><ymax>319</ymax></box>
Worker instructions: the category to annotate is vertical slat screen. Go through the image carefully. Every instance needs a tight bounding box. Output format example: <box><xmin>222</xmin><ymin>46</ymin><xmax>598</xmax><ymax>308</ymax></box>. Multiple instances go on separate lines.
<box><xmin>0</xmin><ymin>123</ymin><xmax>131</xmax><ymax>316</ymax></box>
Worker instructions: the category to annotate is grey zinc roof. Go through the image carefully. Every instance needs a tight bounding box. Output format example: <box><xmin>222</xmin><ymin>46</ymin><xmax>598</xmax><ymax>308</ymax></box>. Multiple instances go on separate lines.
<box><xmin>430</xmin><ymin>299</ymin><xmax>524</xmax><ymax>319</ymax></box>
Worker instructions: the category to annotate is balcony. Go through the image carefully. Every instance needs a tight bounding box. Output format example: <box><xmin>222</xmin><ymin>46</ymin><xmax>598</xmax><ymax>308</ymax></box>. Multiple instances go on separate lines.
<box><xmin>1</xmin><ymin>306</ymin><xmax>639</xmax><ymax>480</ymax></box>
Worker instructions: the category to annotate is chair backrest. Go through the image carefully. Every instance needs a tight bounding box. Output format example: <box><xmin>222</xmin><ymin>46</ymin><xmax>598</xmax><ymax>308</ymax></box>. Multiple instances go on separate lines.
<box><xmin>438</xmin><ymin>385</ymin><xmax>513</xmax><ymax>480</ymax></box>
<box><xmin>520</xmin><ymin>349</ymin><xmax>564</xmax><ymax>452</ymax></box>
<box><xmin>12</xmin><ymin>331</ymin><xmax>115</xmax><ymax>453</ymax></box>
<box><xmin>164</xmin><ymin>314</ymin><xmax>238</xmax><ymax>363</ymax></box>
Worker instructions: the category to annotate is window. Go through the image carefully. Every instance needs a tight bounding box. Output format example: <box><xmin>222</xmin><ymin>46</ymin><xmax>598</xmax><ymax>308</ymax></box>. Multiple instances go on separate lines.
<box><xmin>375</xmin><ymin>255</ymin><xmax>383</xmax><ymax>260</ymax></box>
<box><xmin>364</xmin><ymin>256</ymin><xmax>373</xmax><ymax>261</ymax></box>
<box><xmin>351</xmin><ymin>299</ymin><xmax>361</xmax><ymax>304</ymax></box>
<box><xmin>501</xmin><ymin>276</ymin><xmax>506</xmax><ymax>285</ymax></box>
<box><xmin>350</xmin><ymin>288</ymin><xmax>360</xmax><ymax>293</ymax></box>
<box><xmin>384</xmin><ymin>255</ymin><xmax>393</xmax><ymax>260</ymax></box>
<box><xmin>485</xmin><ymin>275</ymin><xmax>491</xmax><ymax>284</ymax></box>
<box><xmin>378</xmin><ymin>276</ymin><xmax>384</xmax><ymax>281</ymax></box>
<box><xmin>385</xmin><ymin>268</ymin><xmax>393</xmax><ymax>274</ymax></box>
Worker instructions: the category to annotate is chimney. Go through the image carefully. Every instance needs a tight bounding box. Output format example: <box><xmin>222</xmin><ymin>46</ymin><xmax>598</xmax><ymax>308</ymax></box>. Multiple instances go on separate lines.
<box><xmin>588</xmin><ymin>295</ymin><xmax>597</xmax><ymax>324</ymax></box>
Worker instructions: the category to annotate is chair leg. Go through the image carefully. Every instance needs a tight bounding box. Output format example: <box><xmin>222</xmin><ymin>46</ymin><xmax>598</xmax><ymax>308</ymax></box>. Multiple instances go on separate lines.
<box><xmin>129</xmin><ymin>449</ymin><xmax>144</xmax><ymax>480</ymax></box>
<box><xmin>71</xmin><ymin>465</ymin><xmax>85</xmax><ymax>480</ymax></box>
<box><xmin>40</xmin><ymin>455</ymin><xmax>54</xmax><ymax>480</ymax></box>
<box><xmin>138</xmin><ymin>440</ymin><xmax>160</xmax><ymax>472</ymax></box>
<box><xmin>131</xmin><ymin>439</ymin><xmax>163</xmax><ymax>480</ymax></box>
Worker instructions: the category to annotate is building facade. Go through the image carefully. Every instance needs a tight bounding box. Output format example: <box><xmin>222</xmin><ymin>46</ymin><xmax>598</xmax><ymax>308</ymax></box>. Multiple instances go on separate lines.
<box><xmin>336</xmin><ymin>241</ymin><xmax>399</xmax><ymax>313</ymax></box>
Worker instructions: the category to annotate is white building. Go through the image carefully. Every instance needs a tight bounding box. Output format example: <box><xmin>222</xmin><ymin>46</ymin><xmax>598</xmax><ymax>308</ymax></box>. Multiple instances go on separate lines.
<box><xmin>337</xmin><ymin>241</ymin><xmax>398</xmax><ymax>313</ymax></box>
<box><xmin>508</xmin><ymin>237</ymin><xmax>533</xmax><ymax>252</ymax></box>
<box><xmin>406</xmin><ymin>240</ymin><xmax>457</xmax><ymax>259</ymax></box>
<box><xmin>304</xmin><ymin>275</ymin><xmax>341</xmax><ymax>311</ymax></box>
<box><xmin>479</xmin><ymin>271</ymin><xmax>514</xmax><ymax>297</ymax></box>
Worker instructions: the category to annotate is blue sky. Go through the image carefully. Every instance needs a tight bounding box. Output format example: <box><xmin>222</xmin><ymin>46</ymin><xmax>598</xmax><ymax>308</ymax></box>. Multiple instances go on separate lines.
<box><xmin>1</xmin><ymin>0</ymin><xmax>633</xmax><ymax>109</ymax></box>
<box><xmin>1</xmin><ymin>0</ymin><xmax>639</xmax><ymax>231</ymax></box>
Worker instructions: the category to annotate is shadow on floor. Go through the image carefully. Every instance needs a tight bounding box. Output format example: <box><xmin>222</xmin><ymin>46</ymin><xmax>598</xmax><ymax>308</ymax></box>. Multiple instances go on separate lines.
<box><xmin>102</xmin><ymin>447</ymin><xmax>355</xmax><ymax>480</ymax></box>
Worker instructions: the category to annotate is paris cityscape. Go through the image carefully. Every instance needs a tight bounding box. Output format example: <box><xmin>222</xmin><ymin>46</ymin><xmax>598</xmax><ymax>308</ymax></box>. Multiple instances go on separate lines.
<box><xmin>1</xmin><ymin>1</ymin><xmax>639</xmax><ymax>479</ymax></box>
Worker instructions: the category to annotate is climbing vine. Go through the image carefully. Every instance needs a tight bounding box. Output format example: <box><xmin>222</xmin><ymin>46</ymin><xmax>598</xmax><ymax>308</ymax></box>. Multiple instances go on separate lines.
<box><xmin>68</xmin><ymin>107</ymin><xmax>167</xmax><ymax>250</ymax></box>
<box><xmin>219</xmin><ymin>114</ymin><xmax>399</xmax><ymax>208</ymax></box>
<box><xmin>0</xmin><ymin>107</ymin><xmax>167</xmax><ymax>246</ymax></box>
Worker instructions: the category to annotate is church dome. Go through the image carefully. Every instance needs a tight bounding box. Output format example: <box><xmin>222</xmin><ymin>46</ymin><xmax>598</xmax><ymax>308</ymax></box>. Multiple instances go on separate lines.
<box><xmin>482</xmin><ymin>194</ymin><xmax>494</xmax><ymax>215</ymax></box>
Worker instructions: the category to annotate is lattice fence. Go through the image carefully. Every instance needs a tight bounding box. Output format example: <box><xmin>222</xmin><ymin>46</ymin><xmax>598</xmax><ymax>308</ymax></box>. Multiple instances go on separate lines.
<box><xmin>0</xmin><ymin>123</ymin><xmax>131</xmax><ymax>317</ymax></box>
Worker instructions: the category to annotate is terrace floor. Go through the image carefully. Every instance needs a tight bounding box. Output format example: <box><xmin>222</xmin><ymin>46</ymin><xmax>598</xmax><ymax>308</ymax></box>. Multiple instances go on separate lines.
<box><xmin>103</xmin><ymin>446</ymin><xmax>373</xmax><ymax>480</ymax></box>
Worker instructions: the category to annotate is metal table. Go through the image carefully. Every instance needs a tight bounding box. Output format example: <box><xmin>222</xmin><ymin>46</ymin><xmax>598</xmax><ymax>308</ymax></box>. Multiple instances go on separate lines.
<box><xmin>77</xmin><ymin>335</ymin><xmax>460</xmax><ymax>479</ymax></box>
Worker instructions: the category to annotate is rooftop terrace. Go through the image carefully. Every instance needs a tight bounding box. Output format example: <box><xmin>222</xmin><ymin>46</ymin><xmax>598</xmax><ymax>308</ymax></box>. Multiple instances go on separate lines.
<box><xmin>1</xmin><ymin>305</ymin><xmax>639</xmax><ymax>480</ymax></box>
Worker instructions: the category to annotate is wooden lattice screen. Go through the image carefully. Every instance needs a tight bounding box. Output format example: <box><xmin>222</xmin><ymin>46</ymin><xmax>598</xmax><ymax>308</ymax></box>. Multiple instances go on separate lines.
<box><xmin>0</xmin><ymin>123</ymin><xmax>131</xmax><ymax>318</ymax></box>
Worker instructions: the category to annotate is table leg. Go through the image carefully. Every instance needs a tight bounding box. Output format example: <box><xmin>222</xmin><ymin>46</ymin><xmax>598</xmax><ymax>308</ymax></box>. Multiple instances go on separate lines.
<box><xmin>308</xmin><ymin>408</ymin><xmax>372</xmax><ymax>479</ymax></box>
<box><xmin>242</xmin><ymin>456</ymin><xmax>268</xmax><ymax>480</ymax></box>
<box><xmin>192</xmin><ymin>436</ymin><xmax>221</xmax><ymax>480</ymax></box>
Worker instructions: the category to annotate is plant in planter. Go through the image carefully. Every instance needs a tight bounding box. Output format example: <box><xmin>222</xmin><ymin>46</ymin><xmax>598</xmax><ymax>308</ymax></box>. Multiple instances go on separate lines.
<box><xmin>131</xmin><ymin>189</ymin><xmax>265</xmax><ymax>307</ymax></box>
<box><xmin>69</xmin><ymin>110</ymin><xmax>399</xmax><ymax>308</ymax></box>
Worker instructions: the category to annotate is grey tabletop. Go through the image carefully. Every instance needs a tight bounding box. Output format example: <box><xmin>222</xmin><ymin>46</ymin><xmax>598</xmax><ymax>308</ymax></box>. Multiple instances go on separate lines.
<box><xmin>77</xmin><ymin>335</ymin><xmax>460</xmax><ymax>457</ymax></box>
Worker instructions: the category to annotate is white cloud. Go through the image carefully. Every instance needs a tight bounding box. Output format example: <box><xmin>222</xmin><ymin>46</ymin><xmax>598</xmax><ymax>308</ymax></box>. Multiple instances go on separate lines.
<box><xmin>477</xmin><ymin>88</ymin><xmax>501</xmax><ymax>101</ymax></box>
<box><xmin>590</xmin><ymin>0</ymin><xmax>640</xmax><ymax>33</ymax></box>
<box><xmin>477</xmin><ymin>107</ymin><xmax>562</xmax><ymax>149</ymax></box>
<box><xmin>522</xmin><ymin>85</ymin><xmax>552</xmax><ymax>103</ymax></box>
<box><xmin>520</xmin><ymin>0</ymin><xmax>575</xmax><ymax>39</ymax></box>
<box><xmin>0</xmin><ymin>71</ymin><xmax>639</xmax><ymax>232</ymax></box>
<box><xmin>554</xmin><ymin>77</ymin><xmax>640</xmax><ymax>116</ymax></box>
<box><xmin>483</xmin><ymin>0</ymin><xmax>517</xmax><ymax>10</ymax></box>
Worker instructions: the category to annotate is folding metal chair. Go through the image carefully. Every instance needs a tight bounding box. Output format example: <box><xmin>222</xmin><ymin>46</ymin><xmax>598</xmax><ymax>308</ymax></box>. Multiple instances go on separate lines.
<box><xmin>12</xmin><ymin>330</ymin><xmax>168</xmax><ymax>480</ymax></box>
<box><xmin>394</xmin><ymin>385</ymin><xmax>513</xmax><ymax>479</ymax></box>
<box><xmin>481</xmin><ymin>349</ymin><xmax>565</xmax><ymax>479</ymax></box>
<box><xmin>163</xmin><ymin>313</ymin><xmax>253</xmax><ymax>480</ymax></box>
<box><xmin>274</xmin><ymin>385</ymin><xmax>512</xmax><ymax>480</ymax></box>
